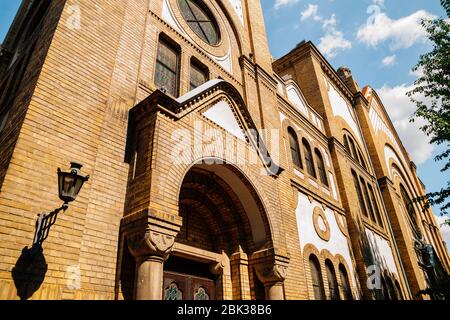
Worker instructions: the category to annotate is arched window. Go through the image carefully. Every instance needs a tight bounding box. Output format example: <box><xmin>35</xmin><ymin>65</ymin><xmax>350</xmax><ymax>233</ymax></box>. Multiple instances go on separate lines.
<box><xmin>309</xmin><ymin>255</ymin><xmax>325</xmax><ymax>300</ymax></box>
<box><xmin>303</xmin><ymin>139</ymin><xmax>316</xmax><ymax>178</ymax></box>
<box><xmin>386</xmin><ymin>277</ymin><xmax>398</xmax><ymax>301</ymax></box>
<box><xmin>352</xmin><ymin>170</ymin><xmax>368</xmax><ymax>217</ymax></box>
<box><xmin>325</xmin><ymin>260</ymin><xmax>340</xmax><ymax>300</ymax></box>
<box><xmin>348</xmin><ymin>136</ymin><xmax>357</xmax><ymax>160</ymax></box>
<box><xmin>155</xmin><ymin>36</ymin><xmax>180</xmax><ymax>97</ymax></box>
<box><xmin>357</xmin><ymin>150</ymin><xmax>368</xmax><ymax>170</ymax></box>
<box><xmin>178</xmin><ymin>0</ymin><xmax>220</xmax><ymax>45</ymax></box>
<box><xmin>380</xmin><ymin>276</ymin><xmax>390</xmax><ymax>300</ymax></box>
<box><xmin>288</xmin><ymin>128</ymin><xmax>302</xmax><ymax>169</ymax></box>
<box><xmin>361</xmin><ymin>178</ymin><xmax>377</xmax><ymax>223</ymax></box>
<box><xmin>343</xmin><ymin>135</ymin><xmax>351</xmax><ymax>154</ymax></box>
<box><xmin>400</xmin><ymin>184</ymin><xmax>421</xmax><ymax>238</ymax></box>
<box><xmin>394</xmin><ymin>280</ymin><xmax>403</xmax><ymax>300</ymax></box>
<box><xmin>368</xmin><ymin>184</ymin><xmax>384</xmax><ymax>228</ymax></box>
<box><xmin>315</xmin><ymin>149</ymin><xmax>329</xmax><ymax>187</ymax></box>
<box><xmin>338</xmin><ymin>264</ymin><xmax>353</xmax><ymax>300</ymax></box>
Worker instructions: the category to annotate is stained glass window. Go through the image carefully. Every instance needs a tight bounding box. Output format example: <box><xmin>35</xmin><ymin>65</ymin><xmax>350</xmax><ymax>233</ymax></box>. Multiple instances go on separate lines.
<box><xmin>155</xmin><ymin>39</ymin><xmax>179</xmax><ymax>97</ymax></box>
<box><xmin>190</xmin><ymin>61</ymin><xmax>208</xmax><ymax>90</ymax></box>
<box><xmin>315</xmin><ymin>148</ymin><xmax>328</xmax><ymax>187</ymax></box>
<box><xmin>288</xmin><ymin>127</ymin><xmax>302</xmax><ymax>169</ymax></box>
<box><xmin>194</xmin><ymin>287</ymin><xmax>210</xmax><ymax>300</ymax></box>
<box><xmin>303</xmin><ymin>139</ymin><xmax>316</xmax><ymax>178</ymax></box>
<box><xmin>164</xmin><ymin>282</ymin><xmax>183</xmax><ymax>300</ymax></box>
<box><xmin>178</xmin><ymin>0</ymin><xmax>220</xmax><ymax>45</ymax></box>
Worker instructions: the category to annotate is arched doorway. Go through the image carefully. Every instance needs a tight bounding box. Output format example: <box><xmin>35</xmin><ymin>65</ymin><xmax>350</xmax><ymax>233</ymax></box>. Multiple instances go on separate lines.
<box><xmin>162</xmin><ymin>163</ymin><xmax>278</xmax><ymax>300</ymax></box>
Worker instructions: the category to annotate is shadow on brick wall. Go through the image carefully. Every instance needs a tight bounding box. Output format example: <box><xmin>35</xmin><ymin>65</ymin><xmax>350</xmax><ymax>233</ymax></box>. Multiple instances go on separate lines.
<box><xmin>11</xmin><ymin>245</ymin><xmax>48</xmax><ymax>300</ymax></box>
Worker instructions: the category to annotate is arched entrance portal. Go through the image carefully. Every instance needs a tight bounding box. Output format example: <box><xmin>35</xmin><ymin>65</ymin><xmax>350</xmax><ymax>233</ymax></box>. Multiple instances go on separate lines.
<box><xmin>162</xmin><ymin>163</ymin><xmax>281</xmax><ymax>300</ymax></box>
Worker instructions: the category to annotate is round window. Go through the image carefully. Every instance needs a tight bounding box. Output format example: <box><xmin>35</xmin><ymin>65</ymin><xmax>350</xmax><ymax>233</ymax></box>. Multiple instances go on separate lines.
<box><xmin>178</xmin><ymin>0</ymin><xmax>220</xmax><ymax>45</ymax></box>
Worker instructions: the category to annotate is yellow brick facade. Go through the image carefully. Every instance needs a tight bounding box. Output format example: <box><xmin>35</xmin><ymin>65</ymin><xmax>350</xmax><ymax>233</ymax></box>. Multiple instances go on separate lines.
<box><xmin>0</xmin><ymin>0</ymin><xmax>448</xmax><ymax>300</ymax></box>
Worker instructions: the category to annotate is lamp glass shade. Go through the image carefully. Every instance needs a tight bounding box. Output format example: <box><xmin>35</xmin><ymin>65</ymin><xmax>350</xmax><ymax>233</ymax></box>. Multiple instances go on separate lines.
<box><xmin>58</xmin><ymin>164</ymin><xmax>89</xmax><ymax>203</ymax></box>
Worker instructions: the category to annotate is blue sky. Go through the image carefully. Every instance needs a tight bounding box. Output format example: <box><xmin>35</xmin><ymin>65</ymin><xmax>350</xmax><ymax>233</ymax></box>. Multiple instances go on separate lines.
<box><xmin>0</xmin><ymin>0</ymin><xmax>448</xmax><ymax>244</ymax></box>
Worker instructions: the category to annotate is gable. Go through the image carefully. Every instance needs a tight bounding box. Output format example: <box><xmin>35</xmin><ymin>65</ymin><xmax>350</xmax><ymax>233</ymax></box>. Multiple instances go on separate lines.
<box><xmin>202</xmin><ymin>99</ymin><xmax>247</xmax><ymax>141</ymax></box>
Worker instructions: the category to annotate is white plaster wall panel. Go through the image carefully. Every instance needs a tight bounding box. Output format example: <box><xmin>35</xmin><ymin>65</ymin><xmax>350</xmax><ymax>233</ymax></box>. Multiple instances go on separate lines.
<box><xmin>202</xmin><ymin>100</ymin><xmax>246</xmax><ymax>141</ymax></box>
<box><xmin>162</xmin><ymin>0</ymin><xmax>188</xmax><ymax>36</ymax></box>
<box><xmin>365</xmin><ymin>229</ymin><xmax>399</xmax><ymax>276</ymax></box>
<box><xmin>384</xmin><ymin>145</ymin><xmax>418</xmax><ymax>199</ymax></box>
<box><xmin>210</xmin><ymin>48</ymin><xmax>233</xmax><ymax>73</ymax></box>
<box><xmin>295</xmin><ymin>192</ymin><xmax>358</xmax><ymax>292</ymax></box>
<box><xmin>286</xmin><ymin>84</ymin><xmax>309</xmax><ymax>116</ymax></box>
<box><xmin>324</xmin><ymin>77</ymin><xmax>363</xmax><ymax>144</ymax></box>
<box><xmin>369</xmin><ymin>105</ymin><xmax>401</xmax><ymax>152</ymax></box>
<box><xmin>227</xmin><ymin>0</ymin><xmax>244</xmax><ymax>25</ymax></box>
<box><xmin>329</xmin><ymin>173</ymin><xmax>338</xmax><ymax>200</ymax></box>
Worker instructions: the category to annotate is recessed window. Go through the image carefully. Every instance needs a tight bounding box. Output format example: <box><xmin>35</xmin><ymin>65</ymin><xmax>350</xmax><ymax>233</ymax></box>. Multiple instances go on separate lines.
<box><xmin>368</xmin><ymin>184</ymin><xmax>384</xmax><ymax>228</ymax></box>
<box><xmin>352</xmin><ymin>170</ymin><xmax>368</xmax><ymax>218</ymax></box>
<box><xmin>303</xmin><ymin>139</ymin><xmax>316</xmax><ymax>178</ymax></box>
<box><xmin>309</xmin><ymin>255</ymin><xmax>325</xmax><ymax>300</ymax></box>
<box><xmin>178</xmin><ymin>0</ymin><xmax>220</xmax><ymax>45</ymax></box>
<box><xmin>155</xmin><ymin>37</ymin><xmax>180</xmax><ymax>97</ymax></box>
<box><xmin>361</xmin><ymin>178</ymin><xmax>377</xmax><ymax>223</ymax></box>
<box><xmin>315</xmin><ymin>148</ymin><xmax>328</xmax><ymax>187</ymax></box>
<box><xmin>400</xmin><ymin>184</ymin><xmax>421</xmax><ymax>238</ymax></box>
<box><xmin>190</xmin><ymin>59</ymin><xmax>208</xmax><ymax>90</ymax></box>
<box><xmin>288</xmin><ymin>127</ymin><xmax>302</xmax><ymax>170</ymax></box>
<box><xmin>338</xmin><ymin>264</ymin><xmax>353</xmax><ymax>300</ymax></box>
<box><xmin>325</xmin><ymin>260</ymin><xmax>340</xmax><ymax>300</ymax></box>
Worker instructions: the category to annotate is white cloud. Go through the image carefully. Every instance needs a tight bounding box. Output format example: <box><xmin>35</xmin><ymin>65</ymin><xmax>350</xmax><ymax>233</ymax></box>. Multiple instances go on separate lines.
<box><xmin>322</xmin><ymin>14</ymin><xmax>337</xmax><ymax>28</ymax></box>
<box><xmin>301</xmin><ymin>4</ymin><xmax>320</xmax><ymax>21</ymax></box>
<box><xmin>382</xmin><ymin>54</ymin><xmax>397</xmax><ymax>66</ymax></box>
<box><xmin>318</xmin><ymin>29</ymin><xmax>352</xmax><ymax>59</ymax></box>
<box><xmin>409</xmin><ymin>66</ymin><xmax>425</xmax><ymax>78</ymax></box>
<box><xmin>300</xmin><ymin>5</ymin><xmax>351</xmax><ymax>59</ymax></box>
<box><xmin>275</xmin><ymin>0</ymin><xmax>300</xmax><ymax>10</ymax></box>
<box><xmin>357</xmin><ymin>10</ymin><xmax>436</xmax><ymax>50</ymax></box>
<box><xmin>376</xmin><ymin>83</ymin><xmax>434</xmax><ymax>164</ymax></box>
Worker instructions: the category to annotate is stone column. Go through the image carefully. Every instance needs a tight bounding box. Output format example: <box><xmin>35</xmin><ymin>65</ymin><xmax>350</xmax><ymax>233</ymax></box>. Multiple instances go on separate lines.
<box><xmin>251</xmin><ymin>248</ymin><xmax>290</xmax><ymax>301</ymax></box>
<box><xmin>123</xmin><ymin>211</ymin><xmax>182</xmax><ymax>300</ymax></box>
<box><xmin>230</xmin><ymin>246</ymin><xmax>251</xmax><ymax>300</ymax></box>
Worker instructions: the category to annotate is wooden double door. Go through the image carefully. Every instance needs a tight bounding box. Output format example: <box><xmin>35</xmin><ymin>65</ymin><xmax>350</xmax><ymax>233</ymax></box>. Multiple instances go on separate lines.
<box><xmin>163</xmin><ymin>271</ymin><xmax>216</xmax><ymax>300</ymax></box>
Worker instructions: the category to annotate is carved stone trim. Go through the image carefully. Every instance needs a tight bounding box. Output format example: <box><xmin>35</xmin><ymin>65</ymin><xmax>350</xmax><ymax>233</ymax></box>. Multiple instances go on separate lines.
<box><xmin>313</xmin><ymin>206</ymin><xmax>331</xmax><ymax>242</ymax></box>
<box><xmin>127</xmin><ymin>230</ymin><xmax>176</xmax><ymax>261</ymax></box>
<box><xmin>250</xmin><ymin>248</ymin><xmax>290</xmax><ymax>286</ymax></box>
<box><xmin>122</xmin><ymin>209</ymin><xmax>182</xmax><ymax>260</ymax></box>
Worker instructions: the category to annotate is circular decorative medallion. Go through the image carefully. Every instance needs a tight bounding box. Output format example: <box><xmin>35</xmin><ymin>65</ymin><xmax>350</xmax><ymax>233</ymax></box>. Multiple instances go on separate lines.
<box><xmin>313</xmin><ymin>206</ymin><xmax>331</xmax><ymax>241</ymax></box>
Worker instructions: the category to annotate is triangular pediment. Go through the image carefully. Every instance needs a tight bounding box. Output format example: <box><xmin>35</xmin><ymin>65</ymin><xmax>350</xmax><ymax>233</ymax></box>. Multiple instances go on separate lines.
<box><xmin>201</xmin><ymin>99</ymin><xmax>247</xmax><ymax>141</ymax></box>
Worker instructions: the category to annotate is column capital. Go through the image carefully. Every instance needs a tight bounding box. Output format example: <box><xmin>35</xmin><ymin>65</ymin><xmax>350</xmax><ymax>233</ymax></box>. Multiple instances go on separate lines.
<box><xmin>250</xmin><ymin>247</ymin><xmax>290</xmax><ymax>285</ymax></box>
<box><xmin>122</xmin><ymin>209</ymin><xmax>182</xmax><ymax>260</ymax></box>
